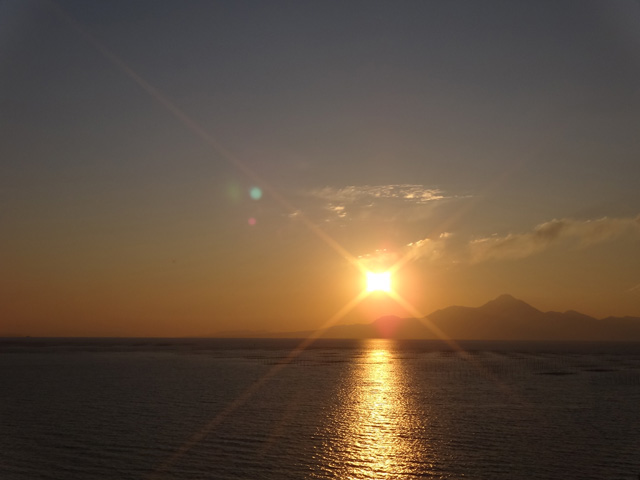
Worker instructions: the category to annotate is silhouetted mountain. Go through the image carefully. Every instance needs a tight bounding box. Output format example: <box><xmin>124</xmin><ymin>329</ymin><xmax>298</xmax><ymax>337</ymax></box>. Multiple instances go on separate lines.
<box><xmin>212</xmin><ymin>295</ymin><xmax>640</xmax><ymax>341</ymax></box>
<box><xmin>424</xmin><ymin>296</ymin><xmax>640</xmax><ymax>340</ymax></box>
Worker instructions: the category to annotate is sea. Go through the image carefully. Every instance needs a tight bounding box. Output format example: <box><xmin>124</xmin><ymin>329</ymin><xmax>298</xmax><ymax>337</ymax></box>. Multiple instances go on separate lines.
<box><xmin>1</xmin><ymin>338</ymin><xmax>639</xmax><ymax>480</ymax></box>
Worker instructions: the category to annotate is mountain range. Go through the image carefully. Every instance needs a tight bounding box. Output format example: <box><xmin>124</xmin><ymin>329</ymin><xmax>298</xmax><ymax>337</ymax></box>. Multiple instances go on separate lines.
<box><xmin>216</xmin><ymin>294</ymin><xmax>640</xmax><ymax>341</ymax></box>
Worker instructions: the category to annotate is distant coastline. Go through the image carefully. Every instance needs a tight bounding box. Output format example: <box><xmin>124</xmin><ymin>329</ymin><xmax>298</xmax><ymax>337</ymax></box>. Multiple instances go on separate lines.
<box><xmin>4</xmin><ymin>295</ymin><xmax>640</xmax><ymax>342</ymax></box>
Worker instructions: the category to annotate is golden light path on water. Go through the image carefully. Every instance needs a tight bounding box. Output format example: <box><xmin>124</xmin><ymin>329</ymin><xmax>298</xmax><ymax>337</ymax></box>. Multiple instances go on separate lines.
<box><xmin>315</xmin><ymin>340</ymin><xmax>435</xmax><ymax>479</ymax></box>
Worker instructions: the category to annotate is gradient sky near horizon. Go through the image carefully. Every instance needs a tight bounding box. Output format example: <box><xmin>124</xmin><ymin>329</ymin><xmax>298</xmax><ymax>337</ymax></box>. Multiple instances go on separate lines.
<box><xmin>2</xmin><ymin>0</ymin><xmax>640</xmax><ymax>336</ymax></box>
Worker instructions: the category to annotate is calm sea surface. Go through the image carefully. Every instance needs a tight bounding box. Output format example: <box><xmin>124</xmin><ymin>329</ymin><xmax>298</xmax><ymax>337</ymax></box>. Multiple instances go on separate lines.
<box><xmin>1</xmin><ymin>338</ymin><xmax>639</xmax><ymax>479</ymax></box>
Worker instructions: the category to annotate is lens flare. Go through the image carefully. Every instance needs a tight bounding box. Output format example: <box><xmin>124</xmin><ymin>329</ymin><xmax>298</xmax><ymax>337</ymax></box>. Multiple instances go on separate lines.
<box><xmin>249</xmin><ymin>187</ymin><xmax>262</xmax><ymax>200</ymax></box>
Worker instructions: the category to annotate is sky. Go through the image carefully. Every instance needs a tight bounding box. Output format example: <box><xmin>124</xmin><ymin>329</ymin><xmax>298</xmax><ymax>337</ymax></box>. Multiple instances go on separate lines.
<box><xmin>1</xmin><ymin>0</ymin><xmax>640</xmax><ymax>336</ymax></box>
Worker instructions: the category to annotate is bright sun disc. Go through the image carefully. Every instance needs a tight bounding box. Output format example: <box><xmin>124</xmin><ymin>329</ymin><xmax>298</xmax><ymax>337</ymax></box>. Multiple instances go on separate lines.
<box><xmin>366</xmin><ymin>271</ymin><xmax>392</xmax><ymax>293</ymax></box>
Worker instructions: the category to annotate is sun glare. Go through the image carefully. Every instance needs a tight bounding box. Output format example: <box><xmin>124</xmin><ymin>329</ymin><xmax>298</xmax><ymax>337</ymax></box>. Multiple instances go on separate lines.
<box><xmin>366</xmin><ymin>271</ymin><xmax>392</xmax><ymax>293</ymax></box>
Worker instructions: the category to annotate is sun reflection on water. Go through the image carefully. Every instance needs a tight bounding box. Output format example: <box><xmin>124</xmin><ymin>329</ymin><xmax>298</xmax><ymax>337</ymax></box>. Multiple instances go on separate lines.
<box><xmin>315</xmin><ymin>339</ymin><xmax>435</xmax><ymax>479</ymax></box>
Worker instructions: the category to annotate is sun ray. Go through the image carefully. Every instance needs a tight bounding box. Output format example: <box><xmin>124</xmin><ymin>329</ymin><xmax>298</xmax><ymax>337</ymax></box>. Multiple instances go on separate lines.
<box><xmin>48</xmin><ymin>0</ymin><xmax>363</xmax><ymax>274</ymax></box>
<box><xmin>146</xmin><ymin>289</ymin><xmax>370</xmax><ymax>478</ymax></box>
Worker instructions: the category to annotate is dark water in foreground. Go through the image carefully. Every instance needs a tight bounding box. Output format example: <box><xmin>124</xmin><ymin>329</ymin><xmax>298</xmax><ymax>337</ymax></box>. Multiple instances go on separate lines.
<box><xmin>1</xmin><ymin>338</ymin><xmax>639</xmax><ymax>480</ymax></box>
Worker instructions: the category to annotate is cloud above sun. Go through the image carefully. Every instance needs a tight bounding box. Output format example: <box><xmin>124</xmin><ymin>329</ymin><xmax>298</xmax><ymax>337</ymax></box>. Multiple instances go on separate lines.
<box><xmin>357</xmin><ymin>248</ymin><xmax>400</xmax><ymax>272</ymax></box>
<box><xmin>291</xmin><ymin>183</ymin><xmax>639</xmax><ymax>297</ymax></box>
<box><xmin>309</xmin><ymin>184</ymin><xmax>448</xmax><ymax>204</ymax></box>
<box><xmin>297</xmin><ymin>184</ymin><xmax>460</xmax><ymax>224</ymax></box>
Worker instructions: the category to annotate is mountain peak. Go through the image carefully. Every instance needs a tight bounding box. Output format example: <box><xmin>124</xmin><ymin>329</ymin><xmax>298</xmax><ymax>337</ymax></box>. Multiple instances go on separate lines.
<box><xmin>480</xmin><ymin>294</ymin><xmax>542</xmax><ymax>315</ymax></box>
<box><xmin>491</xmin><ymin>293</ymin><xmax>519</xmax><ymax>304</ymax></box>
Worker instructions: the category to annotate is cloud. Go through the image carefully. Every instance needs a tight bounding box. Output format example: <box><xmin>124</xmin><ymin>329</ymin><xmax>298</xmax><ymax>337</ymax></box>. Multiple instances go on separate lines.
<box><xmin>625</xmin><ymin>283</ymin><xmax>640</xmax><ymax>294</ymax></box>
<box><xmin>327</xmin><ymin>204</ymin><xmax>347</xmax><ymax>218</ymax></box>
<box><xmin>309</xmin><ymin>184</ymin><xmax>447</xmax><ymax>204</ymax></box>
<box><xmin>300</xmin><ymin>184</ymin><xmax>458</xmax><ymax>223</ymax></box>
<box><xmin>398</xmin><ymin>215</ymin><xmax>640</xmax><ymax>267</ymax></box>
<box><xmin>357</xmin><ymin>249</ymin><xmax>400</xmax><ymax>271</ymax></box>
<box><xmin>468</xmin><ymin>216</ymin><xmax>640</xmax><ymax>263</ymax></box>
<box><xmin>404</xmin><ymin>232</ymin><xmax>457</xmax><ymax>264</ymax></box>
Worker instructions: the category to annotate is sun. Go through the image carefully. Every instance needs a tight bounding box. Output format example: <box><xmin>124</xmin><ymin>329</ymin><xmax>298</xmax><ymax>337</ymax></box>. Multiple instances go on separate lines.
<box><xmin>366</xmin><ymin>271</ymin><xmax>392</xmax><ymax>293</ymax></box>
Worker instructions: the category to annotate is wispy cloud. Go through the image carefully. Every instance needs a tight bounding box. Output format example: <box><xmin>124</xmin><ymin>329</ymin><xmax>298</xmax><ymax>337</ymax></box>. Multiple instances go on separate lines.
<box><xmin>404</xmin><ymin>232</ymin><xmax>457</xmax><ymax>264</ymax></box>
<box><xmin>309</xmin><ymin>184</ymin><xmax>448</xmax><ymax>204</ymax></box>
<box><xmin>395</xmin><ymin>215</ymin><xmax>640</xmax><ymax>267</ymax></box>
<box><xmin>467</xmin><ymin>216</ymin><xmax>640</xmax><ymax>263</ymax></box>
<box><xmin>626</xmin><ymin>283</ymin><xmax>640</xmax><ymax>294</ymax></box>
<box><xmin>299</xmin><ymin>184</ymin><xmax>458</xmax><ymax>223</ymax></box>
